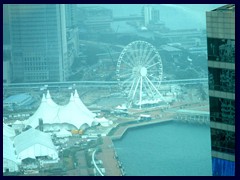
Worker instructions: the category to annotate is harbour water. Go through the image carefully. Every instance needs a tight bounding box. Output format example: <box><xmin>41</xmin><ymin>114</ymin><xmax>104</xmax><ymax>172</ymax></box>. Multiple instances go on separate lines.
<box><xmin>113</xmin><ymin>121</ymin><xmax>212</xmax><ymax>176</ymax></box>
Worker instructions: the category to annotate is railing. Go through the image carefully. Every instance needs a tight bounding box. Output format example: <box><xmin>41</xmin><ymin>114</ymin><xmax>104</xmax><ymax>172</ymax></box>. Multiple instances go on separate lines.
<box><xmin>92</xmin><ymin>149</ymin><xmax>104</xmax><ymax>176</ymax></box>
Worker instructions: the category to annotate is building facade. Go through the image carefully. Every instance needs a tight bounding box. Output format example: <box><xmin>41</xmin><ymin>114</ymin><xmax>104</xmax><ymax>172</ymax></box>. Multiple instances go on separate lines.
<box><xmin>9</xmin><ymin>4</ymin><xmax>68</xmax><ymax>83</ymax></box>
<box><xmin>65</xmin><ymin>4</ymin><xmax>78</xmax><ymax>28</ymax></box>
<box><xmin>78</xmin><ymin>6</ymin><xmax>113</xmax><ymax>33</ymax></box>
<box><xmin>142</xmin><ymin>5</ymin><xmax>160</xmax><ymax>27</ymax></box>
<box><xmin>206</xmin><ymin>4</ymin><xmax>235</xmax><ymax>176</ymax></box>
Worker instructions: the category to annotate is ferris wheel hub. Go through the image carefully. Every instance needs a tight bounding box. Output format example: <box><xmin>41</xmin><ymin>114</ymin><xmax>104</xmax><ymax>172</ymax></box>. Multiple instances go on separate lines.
<box><xmin>140</xmin><ymin>67</ymin><xmax>147</xmax><ymax>77</ymax></box>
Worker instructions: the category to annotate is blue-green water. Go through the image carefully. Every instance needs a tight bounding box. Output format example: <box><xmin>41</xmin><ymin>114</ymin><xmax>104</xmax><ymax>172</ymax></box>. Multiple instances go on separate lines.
<box><xmin>113</xmin><ymin>121</ymin><xmax>212</xmax><ymax>176</ymax></box>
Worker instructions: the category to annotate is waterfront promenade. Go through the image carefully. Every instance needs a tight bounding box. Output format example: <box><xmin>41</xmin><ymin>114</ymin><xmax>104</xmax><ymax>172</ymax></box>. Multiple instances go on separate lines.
<box><xmin>111</xmin><ymin>118</ymin><xmax>173</xmax><ymax>140</ymax></box>
<box><xmin>94</xmin><ymin>103</ymin><xmax>208</xmax><ymax>175</ymax></box>
<box><xmin>95</xmin><ymin>115</ymin><xmax>175</xmax><ymax>176</ymax></box>
<box><xmin>96</xmin><ymin>136</ymin><xmax>122</xmax><ymax>176</ymax></box>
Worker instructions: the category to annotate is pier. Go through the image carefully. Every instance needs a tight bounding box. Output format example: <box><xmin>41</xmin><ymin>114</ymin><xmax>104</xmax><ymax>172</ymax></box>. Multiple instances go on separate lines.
<box><xmin>111</xmin><ymin>118</ymin><xmax>173</xmax><ymax>140</ymax></box>
<box><xmin>95</xmin><ymin>136</ymin><xmax>122</xmax><ymax>176</ymax></box>
<box><xmin>175</xmin><ymin>109</ymin><xmax>210</xmax><ymax>125</ymax></box>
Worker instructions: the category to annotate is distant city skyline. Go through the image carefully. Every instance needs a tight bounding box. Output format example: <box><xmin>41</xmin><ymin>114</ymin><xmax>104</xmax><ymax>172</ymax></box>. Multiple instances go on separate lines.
<box><xmin>78</xmin><ymin>4</ymin><xmax>225</xmax><ymax>30</ymax></box>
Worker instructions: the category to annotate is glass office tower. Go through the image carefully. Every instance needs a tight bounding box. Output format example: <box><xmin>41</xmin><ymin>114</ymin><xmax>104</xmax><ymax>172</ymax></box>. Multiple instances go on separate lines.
<box><xmin>9</xmin><ymin>4</ymin><xmax>68</xmax><ymax>82</ymax></box>
<box><xmin>206</xmin><ymin>4</ymin><xmax>235</xmax><ymax>176</ymax></box>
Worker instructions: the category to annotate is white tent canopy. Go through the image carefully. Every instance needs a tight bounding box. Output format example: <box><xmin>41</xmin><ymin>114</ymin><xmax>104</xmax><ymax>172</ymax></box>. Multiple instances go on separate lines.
<box><xmin>3</xmin><ymin>123</ymin><xmax>16</xmax><ymax>138</ymax></box>
<box><xmin>3</xmin><ymin>135</ymin><xmax>19</xmax><ymax>172</ymax></box>
<box><xmin>14</xmin><ymin>128</ymin><xmax>58</xmax><ymax>161</ymax></box>
<box><xmin>94</xmin><ymin>117</ymin><xmax>113</xmax><ymax>127</ymax></box>
<box><xmin>55</xmin><ymin>94</ymin><xmax>93</xmax><ymax>128</ymax></box>
<box><xmin>55</xmin><ymin>129</ymin><xmax>72</xmax><ymax>138</ymax></box>
<box><xmin>73</xmin><ymin>89</ymin><xmax>96</xmax><ymax>118</ymax></box>
<box><xmin>45</xmin><ymin>90</ymin><xmax>59</xmax><ymax>108</ymax></box>
<box><xmin>25</xmin><ymin>95</ymin><xmax>59</xmax><ymax>128</ymax></box>
<box><xmin>25</xmin><ymin>90</ymin><xmax>96</xmax><ymax>130</ymax></box>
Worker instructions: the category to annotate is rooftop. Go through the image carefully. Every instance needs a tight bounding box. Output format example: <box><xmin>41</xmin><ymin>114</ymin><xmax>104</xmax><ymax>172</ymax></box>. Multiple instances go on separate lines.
<box><xmin>213</xmin><ymin>4</ymin><xmax>235</xmax><ymax>11</ymax></box>
<box><xmin>4</xmin><ymin>93</ymin><xmax>32</xmax><ymax>104</ymax></box>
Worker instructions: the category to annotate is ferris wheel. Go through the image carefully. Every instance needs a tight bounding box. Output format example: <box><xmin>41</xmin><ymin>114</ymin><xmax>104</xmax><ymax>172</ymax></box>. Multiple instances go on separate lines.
<box><xmin>116</xmin><ymin>41</ymin><xmax>166</xmax><ymax>109</ymax></box>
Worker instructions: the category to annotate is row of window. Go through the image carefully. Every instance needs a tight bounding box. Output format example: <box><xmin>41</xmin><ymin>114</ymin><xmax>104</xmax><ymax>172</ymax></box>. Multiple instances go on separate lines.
<box><xmin>24</xmin><ymin>67</ymin><xmax>48</xmax><ymax>71</ymax></box>
<box><xmin>208</xmin><ymin>68</ymin><xmax>235</xmax><ymax>93</ymax></box>
<box><xmin>209</xmin><ymin>97</ymin><xmax>235</xmax><ymax>125</ymax></box>
<box><xmin>207</xmin><ymin>24</ymin><xmax>235</xmax><ymax>30</ymax></box>
<box><xmin>24</xmin><ymin>72</ymin><xmax>49</xmax><ymax>81</ymax></box>
<box><xmin>207</xmin><ymin>38</ymin><xmax>235</xmax><ymax>63</ymax></box>
<box><xmin>211</xmin><ymin>128</ymin><xmax>235</xmax><ymax>154</ymax></box>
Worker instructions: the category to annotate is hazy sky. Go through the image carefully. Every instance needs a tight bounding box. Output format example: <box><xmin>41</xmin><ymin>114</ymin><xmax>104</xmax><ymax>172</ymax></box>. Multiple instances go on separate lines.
<box><xmin>78</xmin><ymin>4</ymin><xmax>225</xmax><ymax>30</ymax></box>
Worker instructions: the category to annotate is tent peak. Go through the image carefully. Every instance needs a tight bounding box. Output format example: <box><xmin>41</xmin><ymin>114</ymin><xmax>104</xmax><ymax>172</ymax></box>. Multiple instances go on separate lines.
<box><xmin>46</xmin><ymin>90</ymin><xmax>51</xmax><ymax>99</ymax></box>
<box><xmin>42</xmin><ymin>94</ymin><xmax>47</xmax><ymax>102</ymax></box>
<box><xmin>74</xmin><ymin>89</ymin><xmax>79</xmax><ymax>98</ymax></box>
<box><xmin>70</xmin><ymin>93</ymin><xmax>74</xmax><ymax>101</ymax></box>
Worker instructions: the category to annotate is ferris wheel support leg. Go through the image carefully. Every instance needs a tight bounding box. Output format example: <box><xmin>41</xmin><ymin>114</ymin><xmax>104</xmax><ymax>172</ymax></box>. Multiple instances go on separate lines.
<box><xmin>128</xmin><ymin>77</ymin><xmax>136</xmax><ymax>98</ymax></box>
<box><xmin>131</xmin><ymin>77</ymin><xmax>141</xmax><ymax>104</ymax></box>
<box><xmin>145</xmin><ymin>76</ymin><xmax>167</xmax><ymax>103</ymax></box>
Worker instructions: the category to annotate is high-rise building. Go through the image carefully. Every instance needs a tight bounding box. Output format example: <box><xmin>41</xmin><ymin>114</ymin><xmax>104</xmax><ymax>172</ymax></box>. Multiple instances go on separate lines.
<box><xmin>3</xmin><ymin>4</ymin><xmax>10</xmax><ymax>45</ymax></box>
<box><xmin>9</xmin><ymin>4</ymin><xmax>68</xmax><ymax>83</ymax></box>
<box><xmin>142</xmin><ymin>5</ymin><xmax>160</xmax><ymax>27</ymax></box>
<box><xmin>206</xmin><ymin>4</ymin><xmax>235</xmax><ymax>176</ymax></box>
<box><xmin>78</xmin><ymin>6</ymin><xmax>113</xmax><ymax>33</ymax></box>
<box><xmin>65</xmin><ymin>4</ymin><xmax>78</xmax><ymax>28</ymax></box>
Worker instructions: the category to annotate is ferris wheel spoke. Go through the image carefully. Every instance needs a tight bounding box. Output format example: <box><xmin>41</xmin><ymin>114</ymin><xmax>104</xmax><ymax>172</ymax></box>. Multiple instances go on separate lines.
<box><xmin>148</xmin><ymin>68</ymin><xmax>162</xmax><ymax>76</ymax></box>
<box><xmin>125</xmin><ymin>52</ymin><xmax>136</xmax><ymax>65</ymax></box>
<box><xmin>145</xmin><ymin>76</ymin><xmax>167</xmax><ymax>102</ymax></box>
<box><xmin>122</xmin><ymin>76</ymin><xmax>134</xmax><ymax>86</ymax></box>
<box><xmin>119</xmin><ymin>68</ymin><xmax>132</xmax><ymax>75</ymax></box>
<box><xmin>142</xmin><ymin>50</ymin><xmax>155</xmax><ymax>65</ymax></box>
<box><xmin>121</xmin><ymin>58</ymin><xmax>134</xmax><ymax>68</ymax></box>
<box><xmin>148</xmin><ymin>74</ymin><xmax>161</xmax><ymax>82</ymax></box>
<box><xmin>138</xmin><ymin>43</ymin><xmax>145</xmax><ymax>63</ymax></box>
<box><xmin>118</xmin><ymin>71</ymin><xmax>133</xmax><ymax>78</ymax></box>
<box><xmin>127</xmin><ymin>77</ymin><xmax>137</xmax><ymax>98</ymax></box>
<box><xmin>124</xmin><ymin>52</ymin><xmax>136</xmax><ymax>65</ymax></box>
<box><xmin>141</xmin><ymin>43</ymin><xmax>149</xmax><ymax>59</ymax></box>
<box><xmin>133</xmin><ymin>43</ymin><xmax>139</xmax><ymax>58</ymax></box>
<box><xmin>126</xmin><ymin>49</ymin><xmax>135</xmax><ymax>61</ymax></box>
<box><xmin>131</xmin><ymin>77</ymin><xmax>141</xmax><ymax>101</ymax></box>
<box><xmin>141</xmin><ymin>81</ymin><xmax>149</xmax><ymax>97</ymax></box>
<box><xmin>147</xmin><ymin>69</ymin><xmax>161</xmax><ymax>74</ymax></box>
<box><xmin>146</xmin><ymin>62</ymin><xmax>160</xmax><ymax>69</ymax></box>
<box><xmin>143</xmin><ymin>77</ymin><xmax>156</xmax><ymax>98</ymax></box>
<box><xmin>141</xmin><ymin>44</ymin><xmax>150</xmax><ymax>65</ymax></box>
<box><xmin>145</xmin><ymin>54</ymin><xmax>158</xmax><ymax>67</ymax></box>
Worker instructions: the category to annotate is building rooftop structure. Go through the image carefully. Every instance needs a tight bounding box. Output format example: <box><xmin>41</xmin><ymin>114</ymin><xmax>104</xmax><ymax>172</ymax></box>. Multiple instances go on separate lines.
<box><xmin>3</xmin><ymin>93</ymin><xmax>35</xmax><ymax>111</ymax></box>
<box><xmin>213</xmin><ymin>4</ymin><xmax>235</xmax><ymax>11</ymax></box>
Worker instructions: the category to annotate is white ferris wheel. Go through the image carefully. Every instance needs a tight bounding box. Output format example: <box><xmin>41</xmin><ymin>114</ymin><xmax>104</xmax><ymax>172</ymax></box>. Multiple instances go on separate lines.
<box><xmin>116</xmin><ymin>41</ymin><xmax>166</xmax><ymax>109</ymax></box>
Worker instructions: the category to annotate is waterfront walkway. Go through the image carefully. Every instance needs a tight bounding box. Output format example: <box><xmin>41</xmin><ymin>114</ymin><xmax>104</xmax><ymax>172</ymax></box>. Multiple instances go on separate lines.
<box><xmin>111</xmin><ymin>118</ymin><xmax>173</xmax><ymax>140</ymax></box>
<box><xmin>92</xmin><ymin>149</ymin><xmax>104</xmax><ymax>176</ymax></box>
<box><xmin>96</xmin><ymin>136</ymin><xmax>122</xmax><ymax>176</ymax></box>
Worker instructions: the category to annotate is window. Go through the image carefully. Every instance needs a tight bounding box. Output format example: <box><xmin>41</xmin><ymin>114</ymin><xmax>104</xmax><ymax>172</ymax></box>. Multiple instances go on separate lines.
<box><xmin>211</xmin><ymin>128</ymin><xmax>235</xmax><ymax>154</ymax></box>
<box><xmin>207</xmin><ymin>37</ymin><xmax>235</xmax><ymax>63</ymax></box>
<box><xmin>210</xmin><ymin>97</ymin><xmax>235</xmax><ymax>125</ymax></box>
